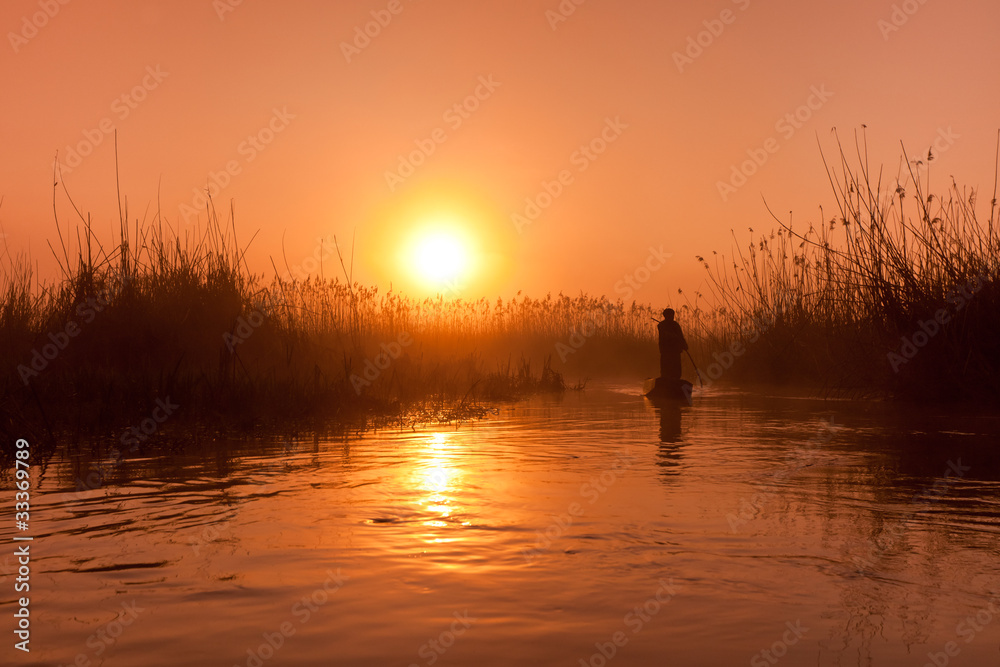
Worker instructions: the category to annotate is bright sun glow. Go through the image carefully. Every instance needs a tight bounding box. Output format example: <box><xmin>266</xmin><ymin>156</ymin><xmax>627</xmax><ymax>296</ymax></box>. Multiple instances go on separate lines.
<box><xmin>368</xmin><ymin>183</ymin><xmax>514</xmax><ymax>298</ymax></box>
<box><xmin>410</xmin><ymin>228</ymin><xmax>473</xmax><ymax>288</ymax></box>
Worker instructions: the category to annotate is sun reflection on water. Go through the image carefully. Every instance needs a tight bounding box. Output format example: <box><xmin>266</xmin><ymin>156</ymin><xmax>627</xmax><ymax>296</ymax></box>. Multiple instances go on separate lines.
<box><xmin>414</xmin><ymin>432</ymin><xmax>471</xmax><ymax>540</ymax></box>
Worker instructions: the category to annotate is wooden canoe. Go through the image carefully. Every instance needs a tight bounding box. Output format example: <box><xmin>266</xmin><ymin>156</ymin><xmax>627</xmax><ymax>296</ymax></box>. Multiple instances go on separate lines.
<box><xmin>642</xmin><ymin>377</ymin><xmax>694</xmax><ymax>406</ymax></box>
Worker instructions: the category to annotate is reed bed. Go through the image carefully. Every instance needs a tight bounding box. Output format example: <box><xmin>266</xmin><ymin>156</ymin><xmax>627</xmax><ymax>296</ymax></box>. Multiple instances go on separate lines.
<box><xmin>0</xmin><ymin>195</ymin><xmax>661</xmax><ymax>459</ymax></box>
<box><xmin>691</xmin><ymin>132</ymin><xmax>1000</xmax><ymax>399</ymax></box>
<box><xmin>6</xmin><ymin>131</ymin><xmax>994</xmax><ymax>463</ymax></box>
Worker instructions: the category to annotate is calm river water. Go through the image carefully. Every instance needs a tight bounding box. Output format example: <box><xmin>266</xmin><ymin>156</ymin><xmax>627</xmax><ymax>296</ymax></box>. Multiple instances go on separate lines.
<box><xmin>3</xmin><ymin>384</ymin><xmax>1000</xmax><ymax>666</ymax></box>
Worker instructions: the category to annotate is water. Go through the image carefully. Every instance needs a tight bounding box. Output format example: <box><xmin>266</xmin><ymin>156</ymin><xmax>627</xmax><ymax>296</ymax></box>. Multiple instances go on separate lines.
<box><xmin>3</xmin><ymin>384</ymin><xmax>1000</xmax><ymax>666</ymax></box>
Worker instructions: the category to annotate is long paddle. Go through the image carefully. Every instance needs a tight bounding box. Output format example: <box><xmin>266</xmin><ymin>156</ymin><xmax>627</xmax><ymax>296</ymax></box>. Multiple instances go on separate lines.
<box><xmin>685</xmin><ymin>349</ymin><xmax>705</xmax><ymax>387</ymax></box>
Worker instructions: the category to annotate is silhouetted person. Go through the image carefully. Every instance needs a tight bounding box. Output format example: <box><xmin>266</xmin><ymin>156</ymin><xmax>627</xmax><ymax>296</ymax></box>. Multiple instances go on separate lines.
<box><xmin>657</xmin><ymin>308</ymin><xmax>687</xmax><ymax>382</ymax></box>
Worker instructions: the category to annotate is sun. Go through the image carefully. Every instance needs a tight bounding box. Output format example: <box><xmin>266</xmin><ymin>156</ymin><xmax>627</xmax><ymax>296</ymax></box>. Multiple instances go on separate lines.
<box><xmin>365</xmin><ymin>181</ymin><xmax>516</xmax><ymax>297</ymax></box>
<box><xmin>406</xmin><ymin>224</ymin><xmax>476</xmax><ymax>293</ymax></box>
<box><xmin>413</xmin><ymin>231</ymin><xmax>468</xmax><ymax>284</ymax></box>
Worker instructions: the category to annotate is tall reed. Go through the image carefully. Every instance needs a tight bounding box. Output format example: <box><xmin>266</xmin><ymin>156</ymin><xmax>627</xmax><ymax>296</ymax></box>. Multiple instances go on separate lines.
<box><xmin>694</xmin><ymin>131</ymin><xmax>999</xmax><ymax>398</ymax></box>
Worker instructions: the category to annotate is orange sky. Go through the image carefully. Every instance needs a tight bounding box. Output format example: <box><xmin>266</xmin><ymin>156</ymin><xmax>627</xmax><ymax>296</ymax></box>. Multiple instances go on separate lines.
<box><xmin>2</xmin><ymin>0</ymin><xmax>998</xmax><ymax>306</ymax></box>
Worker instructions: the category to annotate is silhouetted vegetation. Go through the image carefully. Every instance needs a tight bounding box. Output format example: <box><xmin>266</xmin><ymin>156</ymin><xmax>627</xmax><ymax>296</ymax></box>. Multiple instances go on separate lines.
<box><xmin>693</xmin><ymin>132</ymin><xmax>1000</xmax><ymax>400</ymax></box>
<box><xmin>5</xmin><ymin>132</ymin><xmax>997</xmax><ymax>464</ymax></box>
<box><xmin>0</xmin><ymin>197</ymin><xmax>592</xmax><ymax>458</ymax></box>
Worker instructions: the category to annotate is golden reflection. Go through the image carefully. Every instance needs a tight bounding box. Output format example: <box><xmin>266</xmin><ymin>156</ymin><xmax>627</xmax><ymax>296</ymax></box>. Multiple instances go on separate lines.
<box><xmin>412</xmin><ymin>432</ymin><xmax>471</xmax><ymax>542</ymax></box>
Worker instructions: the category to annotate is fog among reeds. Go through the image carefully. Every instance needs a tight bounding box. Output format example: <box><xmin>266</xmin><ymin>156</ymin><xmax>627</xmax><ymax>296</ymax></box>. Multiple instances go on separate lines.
<box><xmin>2</xmin><ymin>134</ymin><xmax>997</xmax><ymax>458</ymax></box>
<box><xmin>0</xmin><ymin>187</ymin><xmax>661</xmax><ymax>452</ymax></box>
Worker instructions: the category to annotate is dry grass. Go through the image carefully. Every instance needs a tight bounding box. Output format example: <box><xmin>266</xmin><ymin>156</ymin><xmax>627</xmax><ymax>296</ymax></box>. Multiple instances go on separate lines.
<box><xmin>690</xmin><ymin>131</ymin><xmax>1000</xmax><ymax>399</ymax></box>
<box><xmin>0</xmin><ymin>191</ymin><xmax>620</xmax><ymax>457</ymax></box>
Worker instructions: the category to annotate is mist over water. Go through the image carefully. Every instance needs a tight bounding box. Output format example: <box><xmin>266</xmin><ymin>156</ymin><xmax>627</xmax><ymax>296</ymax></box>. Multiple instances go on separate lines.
<box><xmin>3</xmin><ymin>384</ymin><xmax>999</xmax><ymax>666</ymax></box>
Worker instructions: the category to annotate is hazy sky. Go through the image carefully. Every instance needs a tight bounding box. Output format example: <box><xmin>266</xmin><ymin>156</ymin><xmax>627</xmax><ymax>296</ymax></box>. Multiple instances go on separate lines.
<box><xmin>2</xmin><ymin>0</ymin><xmax>998</xmax><ymax>306</ymax></box>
